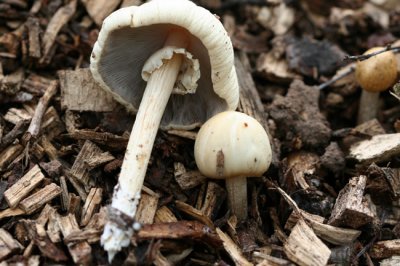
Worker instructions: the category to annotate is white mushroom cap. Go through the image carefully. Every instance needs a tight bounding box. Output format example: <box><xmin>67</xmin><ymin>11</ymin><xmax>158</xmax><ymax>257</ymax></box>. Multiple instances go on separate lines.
<box><xmin>195</xmin><ymin>111</ymin><xmax>272</xmax><ymax>179</ymax></box>
<box><xmin>90</xmin><ymin>0</ymin><xmax>239</xmax><ymax>130</ymax></box>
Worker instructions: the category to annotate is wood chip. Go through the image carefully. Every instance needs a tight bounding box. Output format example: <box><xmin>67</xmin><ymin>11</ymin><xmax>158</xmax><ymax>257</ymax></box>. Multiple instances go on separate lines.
<box><xmin>66</xmin><ymin>129</ymin><xmax>129</xmax><ymax>150</ymax></box>
<box><xmin>40</xmin><ymin>0</ymin><xmax>77</xmax><ymax>64</ymax></box>
<box><xmin>0</xmin><ymin>119</ymin><xmax>29</xmax><ymax>150</ymax></box>
<box><xmin>284</xmin><ymin>152</ymin><xmax>320</xmax><ymax>191</ymax></box>
<box><xmin>23</xmin><ymin>80</ymin><xmax>58</xmax><ymax>143</ymax></box>
<box><xmin>80</xmin><ymin>188</ymin><xmax>102</xmax><ymax>226</ymax></box>
<box><xmin>19</xmin><ymin>183</ymin><xmax>62</xmax><ymax>214</ymax></box>
<box><xmin>22</xmin><ymin>219</ymin><xmax>68</xmax><ymax>262</ymax></box>
<box><xmin>59</xmin><ymin>69</ymin><xmax>118</xmax><ymax>112</ymax></box>
<box><xmin>47</xmin><ymin>210</ymin><xmax>61</xmax><ymax>243</ymax></box>
<box><xmin>154</xmin><ymin>206</ymin><xmax>178</xmax><ymax>223</ymax></box>
<box><xmin>35</xmin><ymin>203</ymin><xmax>55</xmax><ymax>226</ymax></box>
<box><xmin>25</xmin><ymin>17</ymin><xmax>41</xmax><ymax>59</ymax></box>
<box><xmin>349</xmin><ymin>133</ymin><xmax>400</xmax><ymax>164</ymax></box>
<box><xmin>235</xmin><ymin>53</ymin><xmax>280</xmax><ymax>166</ymax></box>
<box><xmin>257</xmin><ymin>51</ymin><xmax>300</xmax><ymax>83</ymax></box>
<box><xmin>4</xmin><ymin>164</ymin><xmax>45</xmax><ymax>208</ymax></box>
<box><xmin>3</xmin><ymin>107</ymin><xmax>31</xmax><ymax>124</ymax></box>
<box><xmin>136</xmin><ymin>189</ymin><xmax>159</xmax><ymax>224</ymax></box>
<box><xmin>174</xmin><ymin>162</ymin><xmax>206</xmax><ymax>190</ymax></box>
<box><xmin>58</xmin><ymin>213</ymin><xmax>92</xmax><ymax>264</ymax></box>
<box><xmin>253</xmin><ymin>252</ymin><xmax>294</xmax><ymax>266</ymax></box>
<box><xmin>0</xmin><ymin>228</ymin><xmax>23</xmax><ymax>260</ymax></box>
<box><xmin>380</xmin><ymin>256</ymin><xmax>400</xmax><ymax>266</ymax></box>
<box><xmin>216</xmin><ymin>228</ymin><xmax>252</xmax><ymax>266</ymax></box>
<box><xmin>0</xmin><ymin>68</ymin><xmax>24</xmax><ymax>95</ymax></box>
<box><xmin>137</xmin><ymin>221</ymin><xmax>221</xmax><ymax>247</ymax></box>
<box><xmin>0</xmin><ymin>144</ymin><xmax>23</xmax><ymax>171</ymax></box>
<box><xmin>68</xmin><ymin>193</ymin><xmax>82</xmax><ymax>215</ymax></box>
<box><xmin>286</xmin><ymin>210</ymin><xmax>361</xmax><ymax>245</ymax></box>
<box><xmin>65</xmin><ymin>172</ymin><xmax>87</xmax><ymax>201</ymax></box>
<box><xmin>328</xmin><ymin>175</ymin><xmax>374</xmax><ymax>228</ymax></box>
<box><xmin>82</xmin><ymin>0</ymin><xmax>121</xmax><ymax>26</ymax></box>
<box><xmin>22</xmin><ymin>73</ymin><xmax>53</xmax><ymax>96</ymax></box>
<box><xmin>167</xmin><ymin>129</ymin><xmax>197</xmax><ymax>140</ymax></box>
<box><xmin>0</xmin><ymin>207</ymin><xmax>25</xmax><ymax>221</ymax></box>
<box><xmin>175</xmin><ymin>200</ymin><xmax>214</xmax><ymax>229</ymax></box>
<box><xmin>70</xmin><ymin>140</ymin><xmax>105</xmax><ymax>185</ymax></box>
<box><xmin>284</xmin><ymin>219</ymin><xmax>331</xmax><ymax>266</ymax></box>
<box><xmin>257</xmin><ymin>4</ymin><xmax>295</xmax><ymax>35</ymax></box>
<box><xmin>200</xmin><ymin>182</ymin><xmax>226</xmax><ymax>219</ymax></box>
<box><xmin>370</xmin><ymin>240</ymin><xmax>400</xmax><ymax>259</ymax></box>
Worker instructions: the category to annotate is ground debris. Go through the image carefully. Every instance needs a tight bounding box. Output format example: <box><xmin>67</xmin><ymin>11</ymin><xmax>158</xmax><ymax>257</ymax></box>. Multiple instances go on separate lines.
<box><xmin>268</xmin><ymin>79</ymin><xmax>332</xmax><ymax>150</ymax></box>
<box><xmin>1</xmin><ymin>0</ymin><xmax>400</xmax><ymax>265</ymax></box>
<box><xmin>283</xmin><ymin>219</ymin><xmax>331</xmax><ymax>266</ymax></box>
<box><xmin>348</xmin><ymin>133</ymin><xmax>400</xmax><ymax>164</ymax></box>
<box><xmin>328</xmin><ymin>175</ymin><xmax>375</xmax><ymax>228</ymax></box>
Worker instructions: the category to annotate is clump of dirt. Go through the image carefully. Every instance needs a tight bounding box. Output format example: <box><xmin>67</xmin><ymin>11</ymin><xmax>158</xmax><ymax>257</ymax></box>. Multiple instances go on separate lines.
<box><xmin>268</xmin><ymin>79</ymin><xmax>332</xmax><ymax>151</ymax></box>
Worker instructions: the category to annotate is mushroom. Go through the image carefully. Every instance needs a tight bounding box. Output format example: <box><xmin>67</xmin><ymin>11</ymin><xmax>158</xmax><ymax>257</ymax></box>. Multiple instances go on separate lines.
<box><xmin>90</xmin><ymin>0</ymin><xmax>239</xmax><ymax>260</ymax></box>
<box><xmin>194</xmin><ymin>111</ymin><xmax>272</xmax><ymax>221</ymax></box>
<box><xmin>356</xmin><ymin>47</ymin><xmax>398</xmax><ymax>124</ymax></box>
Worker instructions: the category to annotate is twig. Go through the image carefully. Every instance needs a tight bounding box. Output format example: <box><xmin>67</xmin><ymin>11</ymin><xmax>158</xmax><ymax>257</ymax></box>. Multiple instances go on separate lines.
<box><xmin>344</xmin><ymin>45</ymin><xmax>400</xmax><ymax>62</ymax></box>
<box><xmin>23</xmin><ymin>80</ymin><xmax>58</xmax><ymax>144</ymax></box>
<box><xmin>0</xmin><ymin>119</ymin><xmax>30</xmax><ymax>151</ymax></box>
<box><xmin>318</xmin><ymin>66</ymin><xmax>355</xmax><ymax>90</ymax></box>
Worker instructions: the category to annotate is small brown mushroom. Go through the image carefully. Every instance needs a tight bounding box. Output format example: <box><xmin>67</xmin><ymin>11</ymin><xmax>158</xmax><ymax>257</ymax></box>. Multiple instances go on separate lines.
<box><xmin>355</xmin><ymin>47</ymin><xmax>398</xmax><ymax>124</ymax></box>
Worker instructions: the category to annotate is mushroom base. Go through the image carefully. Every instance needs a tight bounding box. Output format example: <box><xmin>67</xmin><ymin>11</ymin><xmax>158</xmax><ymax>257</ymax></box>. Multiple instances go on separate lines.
<box><xmin>226</xmin><ymin>176</ymin><xmax>248</xmax><ymax>222</ymax></box>
<box><xmin>357</xmin><ymin>90</ymin><xmax>379</xmax><ymax>125</ymax></box>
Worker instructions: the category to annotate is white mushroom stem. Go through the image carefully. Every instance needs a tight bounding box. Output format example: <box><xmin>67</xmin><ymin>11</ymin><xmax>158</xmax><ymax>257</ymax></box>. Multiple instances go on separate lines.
<box><xmin>101</xmin><ymin>30</ymin><xmax>188</xmax><ymax>261</ymax></box>
<box><xmin>225</xmin><ymin>176</ymin><xmax>248</xmax><ymax>221</ymax></box>
<box><xmin>357</xmin><ymin>90</ymin><xmax>380</xmax><ymax>125</ymax></box>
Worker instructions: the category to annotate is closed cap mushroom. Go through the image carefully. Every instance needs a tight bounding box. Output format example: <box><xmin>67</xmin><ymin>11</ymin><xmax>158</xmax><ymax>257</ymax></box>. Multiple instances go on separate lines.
<box><xmin>90</xmin><ymin>0</ymin><xmax>239</xmax><ymax>260</ymax></box>
<box><xmin>194</xmin><ymin>111</ymin><xmax>272</xmax><ymax>221</ymax></box>
<box><xmin>355</xmin><ymin>47</ymin><xmax>398</xmax><ymax>124</ymax></box>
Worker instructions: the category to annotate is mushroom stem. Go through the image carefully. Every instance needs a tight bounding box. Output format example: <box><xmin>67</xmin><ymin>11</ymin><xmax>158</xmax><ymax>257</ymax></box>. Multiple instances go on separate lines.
<box><xmin>225</xmin><ymin>176</ymin><xmax>248</xmax><ymax>221</ymax></box>
<box><xmin>357</xmin><ymin>90</ymin><xmax>380</xmax><ymax>124</ymax></box>
<box><xmin>102</xmin><ymin>30</ymin><xmax>188</xmax><ymax>261</ymax></box>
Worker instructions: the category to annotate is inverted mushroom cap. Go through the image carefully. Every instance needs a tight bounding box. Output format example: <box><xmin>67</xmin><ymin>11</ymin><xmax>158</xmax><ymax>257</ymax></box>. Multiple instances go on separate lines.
<box><xmin>90</xmin><ymin>0</ymin><xmax>239</xmax><ymax>130</ymax></box>
<box><xmin>194</xmin><ymin>111</ymin><xmax>272</xmax><ymax>179</ymax></box>
<box><xmin>355</xmin><ymin>47</ymin><xmax>398</xmax><ymax>93</ymax></box>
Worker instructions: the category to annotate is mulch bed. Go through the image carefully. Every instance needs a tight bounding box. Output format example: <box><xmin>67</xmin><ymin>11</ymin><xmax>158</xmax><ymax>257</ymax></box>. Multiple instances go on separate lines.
<box><xmin>1</xmin><ymin>0</ymin><xmax>400</xmax><ymax>265</ymax></box>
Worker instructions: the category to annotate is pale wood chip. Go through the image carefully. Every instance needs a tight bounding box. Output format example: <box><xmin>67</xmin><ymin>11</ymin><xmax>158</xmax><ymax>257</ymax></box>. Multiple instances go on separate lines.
<box><xmin>136</xmin><ymin>189</ymin><xmax>159</xmax><ymax>224</ymax></box>
<box><xmin>370</xmin><ymin>240</ymin><xmax>400</xmax><ymax>259</ymax></box>
<box><xmin>70</xmin><ymin>140</ymin><xmax>105</xmax><ymax>185</ymax></box>
<box><xmin>328</xmin><ymin>175</ymin><xmax>374</xmax><ymax>229</ymax></box>
<box><xmin>349</xmin><ymin>133</ymin><xmax>400</xmax><ymax>164</ymax></box>
<box><xmin>175</xmin><ymin>200</ymin><xmax>214</xmax><ymax>229</ymax></box>
<box><xmin>216</xmin><ymin>228</ymin><xmax>252</xmax><ymax>266</ymax></box>
<box><xmin>286</xmin><ymin>210</ymin><xmax>361</xmax><ymax>245</ymax></box>
<box><xmin>80</xmin><ymin>188</ymin><xmax>102</xmax><ymax>226</ymax></box>
<box><xmin>19</xmin><ymin>183</ymin><xmax>62</xmax><ymax>214</ymax></box>
<box><xmin>59</xmin><ymin>69</ymin><xmax>117</xmax><ymax>112</ymax></box>
<box><xmin>154</xmin><ymin>206</ymin><xmax>178</xmax><ymax>223</ymax></box>
<box><xmin>82</xmin><ymin>0</ymin><xmax>121</xmax><ymax>25</ymax></box>
<box><xmin>284</xmin><ymin>219</ymin><xmax>331</xmax><ymax>266</ymax></box>
<box><xmin>0</xmin><ymin>207</ymin><xmax>25</xmax><ymax>221</ymax></box>
<box><xmin>4</xmin><ymin>164</ymin><xmax>45</xmax><ymax>208</ymax></box>
<box><xmin>0</xmin><ymin>144</ymin><xmax>23</xmax><ymax>171</ymax></box>
<box><xmin>40</xmin><ymin>0</ymin><xmax>77</xmax><ymax>64</ymax></box>
<box><xmin>200</xmin><ymin>182</ymin><xmax>226</xmax><ymax>219</ymax></box>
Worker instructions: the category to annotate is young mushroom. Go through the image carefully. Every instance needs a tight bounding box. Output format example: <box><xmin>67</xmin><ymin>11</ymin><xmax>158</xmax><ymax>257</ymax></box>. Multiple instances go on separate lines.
<box><xmin>356</xmin><ymin>47</ymin><xmax>398</xmax><ymax>124</ymax></box>
<box><xmin>194</xmin><ymin>111</ymin><xmax>272</xmax><ymax>221</ymax></box>
<box><xmin>90</xmin><ymin>0</ymin><xmax>239</xmax><ymax>260</ymax></box>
